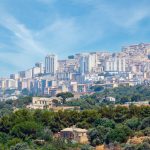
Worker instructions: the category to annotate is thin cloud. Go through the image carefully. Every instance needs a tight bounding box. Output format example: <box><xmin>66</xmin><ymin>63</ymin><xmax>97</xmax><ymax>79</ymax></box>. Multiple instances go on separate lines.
<box><xmin>0</xmin><ymin>10</ymin><xmax>48</xmax><ymax>75</ymax></box>
<box><xmin>35</xmin><ymin>15</ymin><xmax>105</xmax><ymax>57</ymax></box>
<box><xmin>71</xmin><ymin>0</ymin><xmax>150</xmax><ymax>28</ymax></box>
<box><xmin>0</xmin><ymin>13</ymin><xmax>47</xmax><ymax>55</ymax></box>
<box><xmin>0</xmin><ymin>0</ymin><xmax>150</xmax><ymax>76</ymax></box>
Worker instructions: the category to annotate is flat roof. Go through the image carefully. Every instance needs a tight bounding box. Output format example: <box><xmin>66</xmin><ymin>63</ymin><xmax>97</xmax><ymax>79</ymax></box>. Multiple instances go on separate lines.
<box><xmin>61</xmin><ymin>127</ymin><xmax>87</xmax><ymax>133</ymax></box>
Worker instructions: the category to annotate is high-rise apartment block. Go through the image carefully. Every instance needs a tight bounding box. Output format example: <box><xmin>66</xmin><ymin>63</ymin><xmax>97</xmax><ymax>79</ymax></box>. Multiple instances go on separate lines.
<box><xmin>105</xmin><ymin>57</ymin><xmax>126</xmax><ymax>72</ymax></box>
<box><xmin>79</xmin><ymin>53</ymin><xmax>97</xmax><ymax>75</ymax></box>
<box><xmin>45</xmin><ymin>54</ymin><xmax>58</xmax><ymax>75</ymax></box>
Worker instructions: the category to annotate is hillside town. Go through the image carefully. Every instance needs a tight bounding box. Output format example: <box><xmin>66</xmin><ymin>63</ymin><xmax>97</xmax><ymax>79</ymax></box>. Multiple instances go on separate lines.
<box><xmin>1</xmin><ymin>43</ymin><xmax>150</xmax><ymax>100</ymax></box>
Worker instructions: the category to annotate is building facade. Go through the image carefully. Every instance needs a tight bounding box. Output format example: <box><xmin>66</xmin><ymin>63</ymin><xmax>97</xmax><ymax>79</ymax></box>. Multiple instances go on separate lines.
<box><xmin>45</xmin><ymin>54</ymin><xmax>58</xmax><ymax>75</ymax></box>
<box><xmin>105</xmin><ymin>57</ymin><xmax>126</xmax><ymax>72</ymax></box>
<box><xmin>60</xmin><ymin>126</ymin><xmax>88</xmax><ymax>144</ymax></box>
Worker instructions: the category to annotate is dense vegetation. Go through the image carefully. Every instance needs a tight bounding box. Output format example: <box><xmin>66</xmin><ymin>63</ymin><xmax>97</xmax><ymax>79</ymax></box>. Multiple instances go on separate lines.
<box><xmin>0</xmin><ymin>85</ymin><xmax>150</xmax><ymax>149</ymax></box>
<box><xmin>67</xmin><ymin>85</ymin><xmax>150</xmax><ymax>109</ymax></box>
<box><xmin>0</xmin><ymin>105</ymin><xmax>149</xmax><ymax>149</ymax></box>
<box><xmin>0</xmin><ymin>96</ymin><xmax>32</xmax><ymax>117</ymax></box>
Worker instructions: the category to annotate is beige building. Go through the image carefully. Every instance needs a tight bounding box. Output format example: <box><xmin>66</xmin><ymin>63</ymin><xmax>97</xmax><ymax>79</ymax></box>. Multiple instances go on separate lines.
<box><xmin>60</xmin><ymin>126</ymin><xmax>88</xmax><ymax>144</ymax></box>
<box><xmin>27</xmin><ymin>97</ymin><xmax>62</xmax><ymax>109</ymax></box>
<box><xmin>27</xmin><ymin>97</ymin><xmax>80</xmax><ymax>111</ymax></box>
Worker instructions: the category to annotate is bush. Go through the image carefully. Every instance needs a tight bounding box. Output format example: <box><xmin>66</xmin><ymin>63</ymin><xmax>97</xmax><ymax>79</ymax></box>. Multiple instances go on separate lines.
<box><xmin>136</xmin><ymin>142</ymin><xmax>150</xmax><ymax>150</ymax></box>
<box><xmin>105</xmin><ymin>125</ymin><xmax>133</xmax><ymax>144</ymax></box>
<box><xmin>88</xmin><ymin>126</ymin><xmax>110</xmax><ymax>146</ymax></box>
<box><xmin>38</xmin><ymin>127</ymin><xmax>53</xmax><ymax>141</ymax></box>
<box><xmin>10</xmin><ymin>142</ymin><xmax>30</xmax><ymax>150</ymax></box>
<box><xmin>11</xmin><ymin>121</ymin><xmax>42</xmax><ymax>139</ymax></box>
<box><xmin>125</xmin><ymin>117</ymin><xmax>140</xmax><ymax>130</ymax></box>
<box><xmin>81</xmin><ymin>144</ymin><xmax>93</xmax><ymax>150</ymax></box>
<box><xmin>94</xmin><ymin>118</ymin><xmax>116</xmax><ymax>128</ymax></box>
<box><xmin>124</xmin><ymin>144</ymin><xmax>136</xmax><ymax>150</ymax></box>
<box><xmin>139</xmin><ymin>117</ymin><xmax>150</xmax><ymax>130</ymax></box>
<box><xmin>142</xmin><ymin>127</ymin><xmax>150</xmax><ymax>136</ymax></box>
<box><xmin>7</xmin><ymin>138</ymin><xmax>22</xmax><ymax>148</ymax></box>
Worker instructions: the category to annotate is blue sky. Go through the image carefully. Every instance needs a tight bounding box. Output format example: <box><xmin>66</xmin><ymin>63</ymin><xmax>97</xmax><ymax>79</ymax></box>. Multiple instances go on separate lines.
<box><xmin>0</xmin><ymin>0</ymin><xmax>150</xmax><ymax>76</ymax></box>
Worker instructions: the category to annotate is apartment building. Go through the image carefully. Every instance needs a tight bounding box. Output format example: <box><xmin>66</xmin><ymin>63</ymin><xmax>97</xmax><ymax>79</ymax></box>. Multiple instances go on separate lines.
<box><xmin>105</xmin><ymin>57</ymin><xmax>126</xmax><ymax>72</ymax></box>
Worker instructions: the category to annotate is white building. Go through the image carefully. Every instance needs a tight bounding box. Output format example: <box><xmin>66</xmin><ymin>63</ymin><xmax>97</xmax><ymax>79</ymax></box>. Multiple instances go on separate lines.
<box><xmin>0</xmin><ymin>79</ymin><xmax>6</xmax><ymax>89</ymax></box>
<box><xmin>79</xmin><ymin>53</ymin><xmax>97</xmax><ymax>75</ymax></box>
<box><xmin>105</xmin><ymin>57</ymin><xmax>126</xmax><ymax>72</ymax></box>
<box><xmin>21</xmin><ymin>79</ymin><xmax>33</xmax><ymax>90</ymax></box>
<box><xmin>45</xmin><ymin>54</ymin><xmax>58</xmax><ymax>75</ymax></box>
<box><xmin>88</xmin><ymin>53</ymin><xmax>98</xmax><ymax>72</ymax></box>
<box><xmin>35</xmin><ymin>62</ymin><xmax>44</xmax><ymax>74</ymax></box>
<box><xmin>104</xmin><ymin>97</ymin><xmax>116</xmax><ymax>102</ymax></box>
<box><xmin>25</xmin><ymin>68</ymin><xmax>33</xmax><ymax>79</ymax></box>
<box><xmin>57</xmin><ymin>72</ymin><xmax>72</xmax><ymax>80</ymax></box>
<box><xmin>32</xmin><ymin>67</ymin><xmax>42</xmax><ymax>77</ymax></box>
<box><xmin>6</xmin><ymin>79</ymin><xmax>18</xmax><ymax>89</ymax></box>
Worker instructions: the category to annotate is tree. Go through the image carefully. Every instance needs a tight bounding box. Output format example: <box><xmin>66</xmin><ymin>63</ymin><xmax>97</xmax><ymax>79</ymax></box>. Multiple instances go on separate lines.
<box><xmin>114</xmin><ymin>106</ymin><xmax>129</xmax><ymax>123</ymax></box>
<box><xmin>128</xmin><ymin>105</ymin><xmax>140</xmax><ymax>118</ymax></box>
<box><xmin>81</xmin><ymin>144</ymin><xmax>93</xmax><ymax>150</ymax></box>
<box><xmin>38</xmin><ymin>127</ymin><xmax>53</xmax><ymax>141</ymax></box>
<box><xmin>11</xmin><ymin>121</ymin><xmax>42</xmax><ymax>139</ymax></box>
<box><xmin>131</xmin><ymin>94</ymin><xmax>141</xmax><ymax>102</ymax></box>
<box><xmin>76</xmin><ymin>121</ymin><xmax>91</xmax><ymax>129</ymax></box>
<box><xmin>90</xmin><ymin>86</ymin><xmax>104</xmax><ymax>92</ymax></box>
<box><xmin>125</xmin><ymin>117</ymin><xmax>140</xmax><ymax>130</ymax></box>
<box><xmin>143</xmin><ymin>127</ymin><xmax>150</xmax><ymax>136</ymax></box>
<box><xmin>52</xmin><ymin>99</ymin><xmax>59</xmax><ymax>107</ymax></box>
<box><xmin>0</xmin><ymin>115</ymin><xmax>12</xmax><ymax>133</ymax></box>
<box><xmin>10</xmin><ymin>143</ymin><xmax>29</xmax><ymax>150</ymax></box>
<box><xmin>139</xmin><ymin>117</ymin><xmax>150</xmax><ymax>130</ymax></box>
<box><xmin>124</xmin><ymin>144</ymin><xmax>136</xmax><ymax>150</ymax></box>
<box><xmin>120</xmin><ymin>96</ymin><xmax>129</xmax><ymax>104</ymax></box>
<box><xmin>94</xmin><ymin>118</ymin><xmax>115</xmax><ymax>128</ymax></box>
<box><xmin>56</xmin><ymin>92</ymin><xmax>74</xmax><ymax>104</ymax></box>
<box><xmin>139</xmin><ymin>106</ymin><xmax>150</xmax><ymax>118</ymax></box>
<box><xmin>7</xmin><ymin>138</ymin><xmax>22</xmax><ymax>148</ymax></box>
<box><xmin>12</xmin><ymin>109</ymin><xmax>33</xmax><ymax>124</ymax></box>
<box><xmin>88</xmin><ymin>128</ymin><xmax>101</xmax><ymax>146</ymax></box>
<box><xmin>105</xmin><ymin>125</ymin><xmax>133</xmax><ymax>144</ymax></box>
<box><xmin>136</xmin><ymin>142</ymin><xmax>150</xmax><ymax>150</ymax></box>
<box><xmin>0</xmin><ymin>132</ymin><xmax>10</xmax><ymax>145</ymax></box>
<box><xmin>88</xmin><ymin>126</ymin><xmax>110</xmax><ymax>146</ymax></box>
<box><xmin>21</xmin><ymin>88</ymin><xmax>30</xmax><ymax>96</ymax></box>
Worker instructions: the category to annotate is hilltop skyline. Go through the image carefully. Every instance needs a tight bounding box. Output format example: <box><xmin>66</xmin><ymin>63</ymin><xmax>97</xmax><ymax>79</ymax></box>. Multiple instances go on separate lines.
<box><xmin>1</xmin><ymin>0</ymin><xmax>150</xmax><ymax>76</ymax></box>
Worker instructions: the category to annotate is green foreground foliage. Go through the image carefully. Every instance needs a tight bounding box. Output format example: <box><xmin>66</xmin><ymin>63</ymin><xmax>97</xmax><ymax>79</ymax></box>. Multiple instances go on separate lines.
<box><xmin>0</xmin><ymin>104</ymin><xmax>149</xmax><ymax>149</ymax></box>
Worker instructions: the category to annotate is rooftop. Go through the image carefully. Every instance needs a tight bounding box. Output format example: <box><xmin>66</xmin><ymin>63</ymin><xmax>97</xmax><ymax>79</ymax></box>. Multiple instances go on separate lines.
<box><xmin>61</xmin><ymin>127</ymin><xmax>87</xmax><ymax>133</ymax></box>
